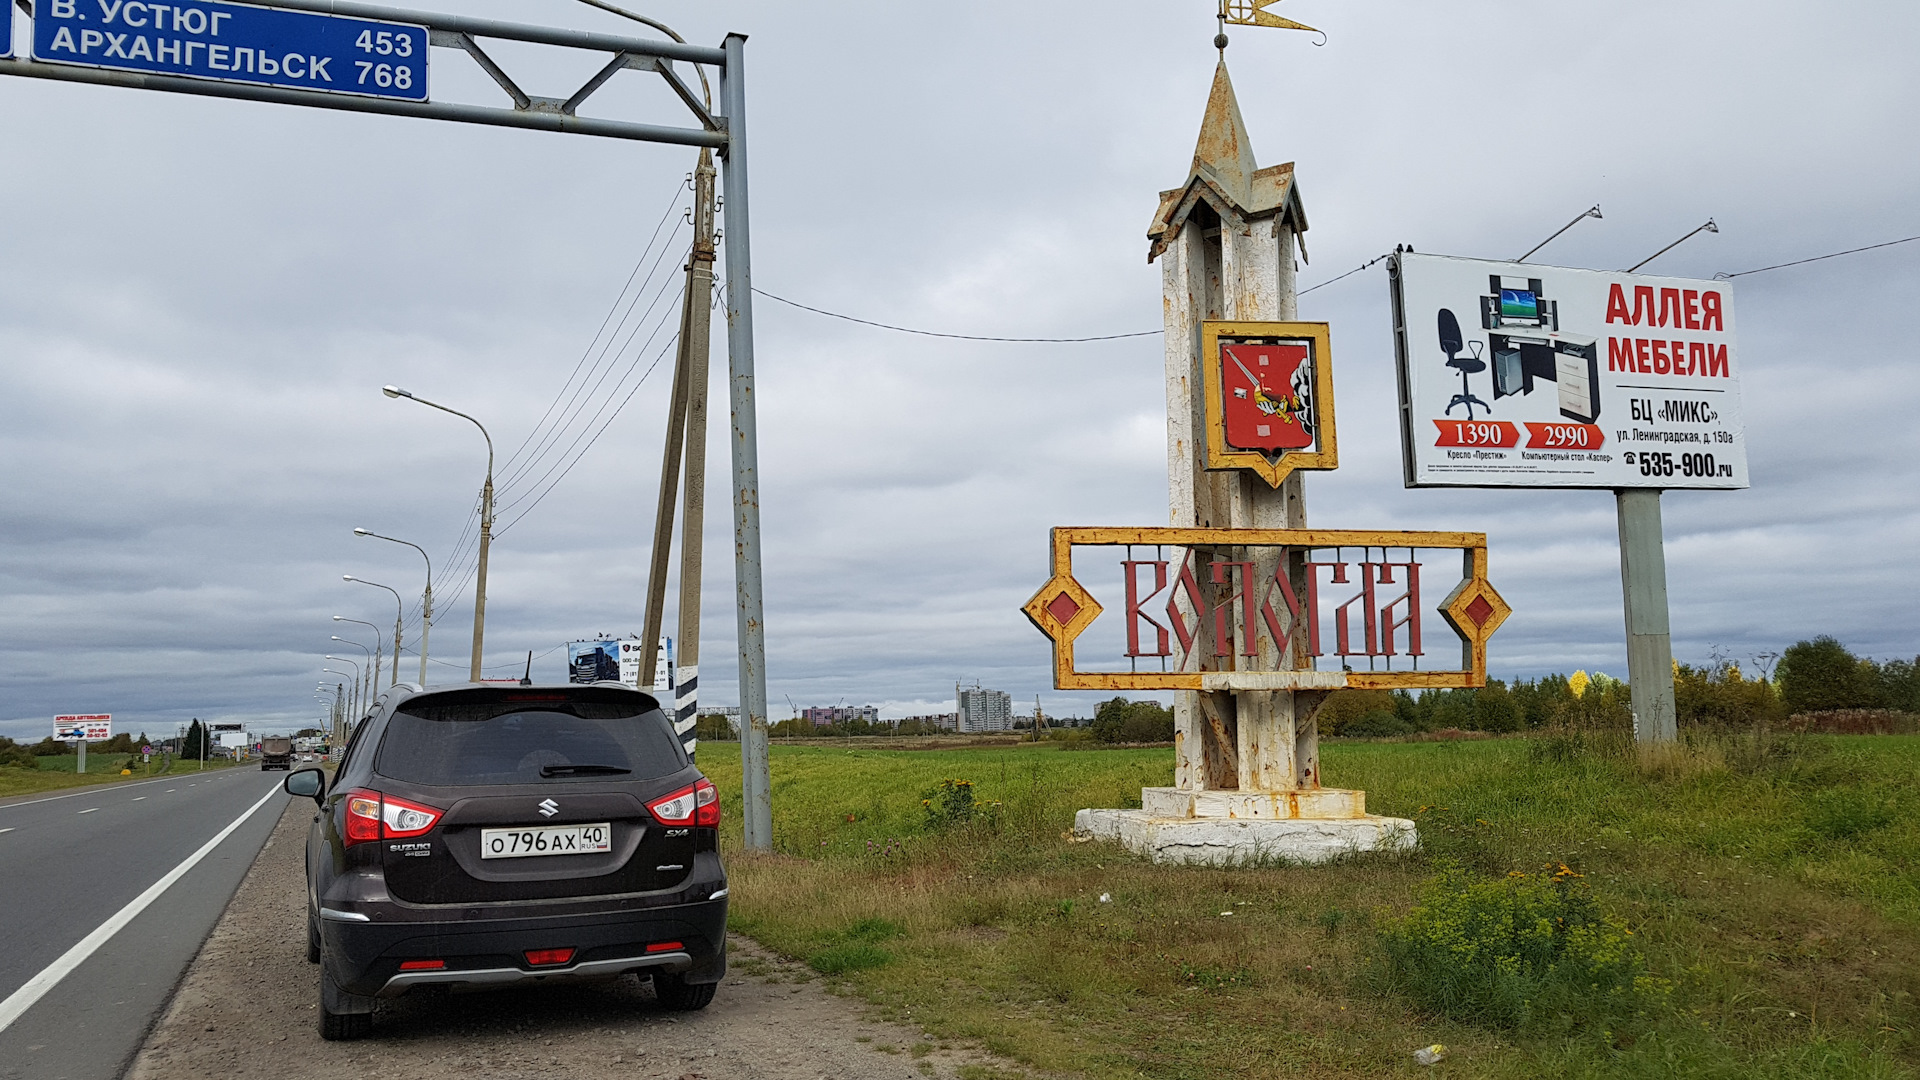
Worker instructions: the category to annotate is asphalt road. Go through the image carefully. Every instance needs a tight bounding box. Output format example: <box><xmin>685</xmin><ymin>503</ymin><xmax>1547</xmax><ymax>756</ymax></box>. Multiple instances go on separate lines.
<box><xmin>0</xmin><ymin>767</ymin><xmax>292</xmax><ymax>1080</ymax></box>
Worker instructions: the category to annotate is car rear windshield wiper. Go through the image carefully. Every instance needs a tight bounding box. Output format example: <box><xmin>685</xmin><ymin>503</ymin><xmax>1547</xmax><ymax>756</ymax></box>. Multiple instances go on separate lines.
<box><xmin>539</xmin><ymin>764</ymin><xmax>633</xmax><ymax>777</ymax></box>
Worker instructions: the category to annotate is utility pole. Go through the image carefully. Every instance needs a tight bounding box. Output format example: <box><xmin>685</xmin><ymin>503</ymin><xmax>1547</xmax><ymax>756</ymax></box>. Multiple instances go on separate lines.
<box><xmin>640</xmin><ymin>150</ymin><xmax>718</xmax><ymax>758</ymax></box>
<box><xmin>677</xmin><ymin>151</ymin><xmax>717</xmax><ymax>748</ymax></box>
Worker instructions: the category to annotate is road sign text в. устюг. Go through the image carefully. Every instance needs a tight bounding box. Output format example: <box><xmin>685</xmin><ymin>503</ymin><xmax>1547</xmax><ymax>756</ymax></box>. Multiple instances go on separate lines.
<box><xmin>33</xmin><ymin>0</ymin><xmax>427</xmax><ymax>102</ymax></box>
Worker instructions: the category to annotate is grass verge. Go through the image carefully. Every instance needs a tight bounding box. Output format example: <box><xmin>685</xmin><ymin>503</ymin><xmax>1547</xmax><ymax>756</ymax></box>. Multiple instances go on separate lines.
<box><xmin>0</xmin><ymin>753</ymin><xmax>242</xmax><ymax>800</ymax></box>
<box><xmin>702</xmin><ymin>736</ymin><xmax>1920</xmax><ymax>1079</ymax></box>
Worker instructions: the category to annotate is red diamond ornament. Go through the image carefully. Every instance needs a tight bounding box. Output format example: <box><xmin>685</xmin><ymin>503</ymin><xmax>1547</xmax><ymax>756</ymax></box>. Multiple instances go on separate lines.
<box><xmin>1464</xmin><ymin>594</ymin><xmax>1495</xmax><ymax>629</ymax></box>
<box><xmin>1046</xmin><ymin>591</ymin><xmax>1081</xmax><ymax>626</ymax></box>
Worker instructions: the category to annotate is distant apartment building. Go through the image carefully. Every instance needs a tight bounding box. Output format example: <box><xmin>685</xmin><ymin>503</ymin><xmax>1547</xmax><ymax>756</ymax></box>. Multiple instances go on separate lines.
<box><xmin>956</xmin><ymin>686</ymin><xmax>1013</xmax><ymax>733</ymax></box>
<box><xmin>802</xmin><ymin>705</ymin><xmax>880</xmax><ymax>727</ymax></box>
<box><xmin>899</xmin><ymin>712</ymin><xmax>958</xmax><ymax>731</ymax></box>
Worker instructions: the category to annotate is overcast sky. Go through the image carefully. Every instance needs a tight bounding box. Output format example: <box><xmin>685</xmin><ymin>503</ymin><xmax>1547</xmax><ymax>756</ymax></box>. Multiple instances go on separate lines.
<box><xmin>2</xmin><ymin>0</ymin><xmax>1916</xmax><ymax>739</ymax></box>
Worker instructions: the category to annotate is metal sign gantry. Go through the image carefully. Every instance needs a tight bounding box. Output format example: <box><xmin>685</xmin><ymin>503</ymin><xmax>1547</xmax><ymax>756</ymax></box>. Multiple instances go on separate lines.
<box><xmin>0</xmin><ymin>0</ymin><xmax>776</xmax><ymax>849</ymax></box>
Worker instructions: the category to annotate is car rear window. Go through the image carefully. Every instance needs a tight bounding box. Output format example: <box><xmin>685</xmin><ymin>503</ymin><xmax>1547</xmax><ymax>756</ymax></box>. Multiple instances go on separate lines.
<box><xmin>374</xmin><ymin>697</ymin><xmax>686</xmax><ymax>786</ymax></box>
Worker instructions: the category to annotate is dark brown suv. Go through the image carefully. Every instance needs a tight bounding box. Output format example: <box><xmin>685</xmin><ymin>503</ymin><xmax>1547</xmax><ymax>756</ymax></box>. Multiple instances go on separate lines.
<box><xmin>283</xmin><ymin>682</ymin><xmax>727</xmax><ymax>1040</ymax></box>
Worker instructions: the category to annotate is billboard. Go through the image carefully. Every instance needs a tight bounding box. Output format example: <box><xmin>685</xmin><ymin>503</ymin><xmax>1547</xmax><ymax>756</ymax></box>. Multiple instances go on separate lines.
<box><xmin>53</xmin><ymin>715</ymin><xmax>111</xmax><ymax>740</ymax></box>
<box><xmin>1389</xmin><ymin>253</ymin><xmax>1748</xmax><ymax>489</ymax></box>
<box><xmin>567</xmin><ymin>640</ymin><xmax>621</xmax><ymax>684</ymax></box>
<box><xmin>567</xmin><ymin>638</ymin><xmax>673</xmax><ymax>695</ymax></box>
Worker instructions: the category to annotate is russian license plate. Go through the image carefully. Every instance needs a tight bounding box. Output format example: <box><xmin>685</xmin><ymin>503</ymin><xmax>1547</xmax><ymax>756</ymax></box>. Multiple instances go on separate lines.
<box><xmin>480</xmin><ymin>823</ymin><xmax>612</xmax><ymax>859</ymax></box>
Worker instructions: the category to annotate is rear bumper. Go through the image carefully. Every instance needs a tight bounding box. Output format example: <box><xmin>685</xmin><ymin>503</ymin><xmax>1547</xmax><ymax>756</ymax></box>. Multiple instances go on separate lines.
<box><xmin>319</xmin><ymin>895</ymin><xmax>728</xmax><ymax>999</ymax></box>
<box><xmin>377</xmin><ymin>950</ymin><xmax>693</xmax><ymax>997</ymax></box>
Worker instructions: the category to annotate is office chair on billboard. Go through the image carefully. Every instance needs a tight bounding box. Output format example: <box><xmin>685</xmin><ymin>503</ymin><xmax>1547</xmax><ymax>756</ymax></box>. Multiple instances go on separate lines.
<box><xmin>1438</xmin><ymin>307</ymin><xmax>1489</xmax><ymax>418</ymax></box>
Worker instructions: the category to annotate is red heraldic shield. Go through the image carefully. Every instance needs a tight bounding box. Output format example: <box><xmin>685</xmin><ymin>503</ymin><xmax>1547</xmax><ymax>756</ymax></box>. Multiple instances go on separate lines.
<box><xmin>1218</xmin><ymin>342</ymin><xmax>1315</xmax><ymax>454</ymax></box>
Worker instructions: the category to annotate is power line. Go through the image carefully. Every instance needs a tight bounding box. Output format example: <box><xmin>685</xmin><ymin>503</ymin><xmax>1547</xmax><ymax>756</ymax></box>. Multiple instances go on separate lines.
<box><xmin>497</xmin><ymin>220</ymin><xmax>692</xmax><ymax>495</ymax></box>
<box><xmin>496</xmin><ymin>180</ymin><xmax>689</xmax><ymax>487</ymax></box>
<box><xmin>494</xmin><ymin>280</ymin><xmax>687</xmax><ymax>518</ymax></box>
<box><xmin>1718</xmin><ymin>234</ymin><xmax>1920</xmax><ymax>279</ymax></box>
<box><xmin>496</xmin><ymin>320</ymin><xmax>685</xmax><ymax>536</ymax></box>
<box><xmin>752</xmin><ymin>288</ymin><xmax>1160</xmax><ymax>342</ymax></box>
<box><xmin>1299</xmin><ymin>252</ymin><xmax>1391</xmax><ymax>296</ymax></box>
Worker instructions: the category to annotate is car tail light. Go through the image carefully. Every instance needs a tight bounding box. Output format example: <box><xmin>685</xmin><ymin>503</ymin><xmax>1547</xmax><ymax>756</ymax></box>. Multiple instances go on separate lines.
<box><xmin>645</xmin><ymin>941</ymin><xmax>684</xmax><ymax>954</ymax></box>
<box><xmin>399</xmin><ymin>959</ymin><xmax>446</xmax><ymax>971</ymax></box>
<box><xmin>342</xmin><ymin>790</ymin><xmax>442</xmax><ymax>847</ymax></box>
<box><xmin>648</xmin><ymin>779</ymin><xmax>719</xmax><ymax>827</ymax></box>
<box><xmin>694</xmin><ymin>779</ymin><xmax>719</xmax><ymax>827</ymax></box>
<box><xmin>345</xmin><ymin>791</ymin><xmax>382</xmax><ymax>845</ymax></box>
<box><xmin>525</xmin><ymin>948</ymin><xmax>575</xmax><ymax>967</ymax></box>
<box><xmin>380</xmin><ymin>794</ymin><xmax>442</xmax><ymax>838</ymax></box>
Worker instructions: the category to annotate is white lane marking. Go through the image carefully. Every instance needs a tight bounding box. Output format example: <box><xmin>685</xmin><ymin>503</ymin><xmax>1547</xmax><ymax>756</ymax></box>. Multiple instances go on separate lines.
<box><xmin>132</xmin><ymin>797</ymin><xmax>147</xmax><ymax>802</ymax></box>
<box><xmin>166</xmin><ymin>790</ymin><xmax>176</xmax><ymax>793</ymax></box>
<box><xmin>77</xmin><ymin>809</ymin><xmax>100</xmax><ymax>815</ymax></box>
<box><xmin>0</xmin><ymin>828</ymin><xmax>14</xmax><ymax>835</ymax></box>
<box><xmin>0</xmin><ymin>782</ymin><xmax>283</xmax><ymax>1036</ymax></box>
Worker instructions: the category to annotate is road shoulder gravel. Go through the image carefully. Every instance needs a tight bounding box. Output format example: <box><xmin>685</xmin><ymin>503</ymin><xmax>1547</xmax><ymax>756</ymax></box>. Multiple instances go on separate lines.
<box><xmin>128</xmin><ymin>799</ymin><xmax>1016</xmax><ymax>1080</ymax></box>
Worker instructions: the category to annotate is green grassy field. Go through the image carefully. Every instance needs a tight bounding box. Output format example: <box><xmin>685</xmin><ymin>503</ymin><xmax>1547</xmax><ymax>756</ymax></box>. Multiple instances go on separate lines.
<box><xmin>701</xmin><ymin>736</ymin><xmax>1920</xmax><ymax>1079</ymax></box>
<box><xmin>0</xmin><ymin>752</ymin><xmax>240</xmax><ymax>800</ymax></box>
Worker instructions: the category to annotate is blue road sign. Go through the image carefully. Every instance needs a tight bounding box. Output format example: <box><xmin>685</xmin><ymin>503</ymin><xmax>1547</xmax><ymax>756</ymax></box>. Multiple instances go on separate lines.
<box><xmin>33</xmin><ymin>0</ymin><xmax>427</xmax><ymax>102</ymax></box>
<box><xmin>4</xmin><ymin>4</ymin><xmax>12</xmax><ymax>58</ymax></box>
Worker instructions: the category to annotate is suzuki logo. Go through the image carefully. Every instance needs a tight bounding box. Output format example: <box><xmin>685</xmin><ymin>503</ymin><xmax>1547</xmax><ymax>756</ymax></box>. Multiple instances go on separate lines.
<box><xmin>537</xmin><ymin>798</ymin><xmax>559</xmax><ymax>818</ymax></box>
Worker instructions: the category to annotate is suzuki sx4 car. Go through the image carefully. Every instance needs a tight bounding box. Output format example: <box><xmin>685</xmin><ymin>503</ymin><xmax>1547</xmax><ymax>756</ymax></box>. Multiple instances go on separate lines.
<box><xmin>283</xmin><ymin>683</ymin><xmax>726</xmax><ymax>1040</ymax></box>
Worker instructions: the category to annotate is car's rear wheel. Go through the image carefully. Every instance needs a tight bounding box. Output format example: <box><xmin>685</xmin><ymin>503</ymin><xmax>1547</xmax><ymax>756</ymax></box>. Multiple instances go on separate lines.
<box><xmin>652</xmin><ymin>973</ymin><xmax>716</xmax><ymax>1011</ymax></box>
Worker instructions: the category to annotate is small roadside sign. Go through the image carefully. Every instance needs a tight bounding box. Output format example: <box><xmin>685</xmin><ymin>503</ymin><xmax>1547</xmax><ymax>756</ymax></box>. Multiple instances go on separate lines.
<box><xmin>32</xmin><ymin>0</ymin><xmax>428</xmax><ymax>103</ymax></box>
<box><xmin>54</xmin><ymin>714</ymin><xmax>112</xmax><ymax>740</ymax></box>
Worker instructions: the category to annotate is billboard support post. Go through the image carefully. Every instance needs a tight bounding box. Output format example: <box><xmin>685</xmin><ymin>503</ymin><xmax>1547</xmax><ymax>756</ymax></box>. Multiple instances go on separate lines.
<box><xmin>1617</xmin><ymin>489</ymin><xmax>1677</xmax><ymax>743</ymax></box>
<box><xmin>76</xmin><ymin>739</ymin><xmax>84</xmax><ymax>775</ymax></box>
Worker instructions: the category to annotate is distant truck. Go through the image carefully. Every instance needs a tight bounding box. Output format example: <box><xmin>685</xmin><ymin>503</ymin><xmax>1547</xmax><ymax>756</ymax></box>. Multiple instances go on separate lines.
<box><xmin>260</xmin><ymin>736</ymin><xmax>294</xmax><ymax>771</ymax></box>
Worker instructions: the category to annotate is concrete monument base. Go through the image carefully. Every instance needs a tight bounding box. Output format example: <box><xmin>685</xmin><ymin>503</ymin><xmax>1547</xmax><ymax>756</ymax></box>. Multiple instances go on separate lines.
<box><xmin>1075</xmin><ymin>789</ymin><xmax>1417</xmax><ymax>866</ymax></box>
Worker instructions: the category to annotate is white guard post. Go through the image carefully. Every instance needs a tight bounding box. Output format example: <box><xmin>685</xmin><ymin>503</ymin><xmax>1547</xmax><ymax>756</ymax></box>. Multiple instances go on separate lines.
<box><xmin>1074</xmin><ymin>61</ymin><xmax>1415</xmax><ymax>864</ymax></box>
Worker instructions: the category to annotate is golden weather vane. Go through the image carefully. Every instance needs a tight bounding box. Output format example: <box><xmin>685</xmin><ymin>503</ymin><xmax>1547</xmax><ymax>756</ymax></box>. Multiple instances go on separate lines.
<box><xmin>1215</xmin><ymin>0</ymin><xmax>1323</xmax><ymax>51</ymax></box>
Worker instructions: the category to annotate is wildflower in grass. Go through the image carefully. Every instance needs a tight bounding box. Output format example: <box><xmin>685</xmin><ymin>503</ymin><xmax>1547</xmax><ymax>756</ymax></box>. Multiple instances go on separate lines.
<box><xmin>1380</xmin><ymin>860</ymin><xmax>1665</xmax><ymax>1033</ymax></box>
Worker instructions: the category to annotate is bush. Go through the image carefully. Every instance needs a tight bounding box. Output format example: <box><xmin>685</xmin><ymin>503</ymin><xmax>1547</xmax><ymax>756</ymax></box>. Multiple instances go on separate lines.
<box><xmin>1675</xmin><ymin>659</ymin><xmax>1784</xmax><ymax>728</ymax></box>
<box><xmin>1318</xmin><ymin>690</ymin><xmax>1397</xmax><ymax>736</ymax></box>
<box><xmin>0</xmin><ymin>739</ymin><xmax>36</xmax><ymax>769</ymax></box>
<box><xmin>920</xmin><ymin>779</ymin><xmax>998</xmax><ymax>829</ymax></box>
<box><xmin>1089</xmin><ymin>697</ymin><xmax>1174</xmax><ymax>743</ymax></box>
<box><xmin>1779</xmin><ymin>637</ymin><xmax>1886</xmax><ymax>714</ymax></box>
<box><xmin>30</xmin><ymin>737</ymin><xmax>65</xmax><ymax>756</ymax></box>
<box><xmin>1380</xmin><ymin>862</ymin><xmax>1662</xmax><ymax>1032</ymax></box>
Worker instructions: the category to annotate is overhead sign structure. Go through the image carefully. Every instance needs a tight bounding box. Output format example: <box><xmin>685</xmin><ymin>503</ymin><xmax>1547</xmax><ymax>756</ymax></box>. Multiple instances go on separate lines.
<box><xmin>0</xmin><ymin>0</ymin><xmax>779</xmax><ymax>851</ymax></box>
<box><xmin>54</xmin><ymin>714</ymin><xmax>112</xmax><ymax>740</ymax></box>
<box><xmin>1200</xmin><ymin>321</ymin><xmax>1338</xmax><ymax>487</ymax></box>
<box><xmin>1023</xmin><ymin>527</ymin><xmax>1509</xmax><ymax>692</ymax></box>
<box><xmin>33</xmin><ymin>0</ymin><xmax>427</xmax><ymax>102</ymax></box>
<box><xmin>1389</xmin><ymin>252</ymin><xmax>1748</xmax><ymax>489</ymax></box>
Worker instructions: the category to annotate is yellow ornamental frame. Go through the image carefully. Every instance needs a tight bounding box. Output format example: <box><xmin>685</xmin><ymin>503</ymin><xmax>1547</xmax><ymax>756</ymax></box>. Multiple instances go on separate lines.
<box><xmin>1022</xmin><ymin>526</ymin><xmax>1510</xmax><ymax>693</ymax></box>
<box><xmin>1200</xmin><ymin>321</ymin><xmax>1338</xmax><ymax>488</ymax></box>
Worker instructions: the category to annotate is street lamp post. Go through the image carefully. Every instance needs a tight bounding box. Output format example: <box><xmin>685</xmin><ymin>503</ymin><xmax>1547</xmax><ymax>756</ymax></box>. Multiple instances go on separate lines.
<box><xmin>344</xmin><ymin>576</ymin><xmax>405</xmax><ymax>689</ymax></box>
<box><xmin>322</xmin><ymin>671</ymin><xmax>353</xmax><ymax>739</ymax></box>
<box><xmin>355</xmin><ymin>528</ymin><xmax>434</xmax><ymax>686</ymax></box>
<box><xmin>324</xmin><ymin>656</ymin><xmax>361</xmax><ymax>724</ymax></box>
<box><xmin>329</xmin><ymin>635</ymin><xmax>371</xmax><ymax>720</ymax></box>
<box><xmin>383</xmin><ymin>386</ymin><xmax>493</xmax><ymax>683</ymax></box>
<box><xmin>334</xmin><ymin>616</ymin><xmax>385</xmax><ymax>706</ymax></box>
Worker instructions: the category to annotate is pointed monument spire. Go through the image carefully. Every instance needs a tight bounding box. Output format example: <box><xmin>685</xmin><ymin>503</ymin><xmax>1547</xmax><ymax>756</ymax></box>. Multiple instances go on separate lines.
<box><xmin>1147</xmin><ymin>59</ymin><xmax>1306</xmax><ymax>263</ymax></box>
<box><xmin>1190</xmin><ymin>59</ymin><xmax>1259</xmax><ymax>209</ymax></box>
